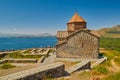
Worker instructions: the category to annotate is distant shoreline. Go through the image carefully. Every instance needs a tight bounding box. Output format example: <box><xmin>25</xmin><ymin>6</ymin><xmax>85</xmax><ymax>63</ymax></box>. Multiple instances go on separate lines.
<box><xmin>0</xmin><ymin>37</ymin><xmax>57</xmax><ymax>51</ymax></box>
<box><xmin>0</xmin><ymin>36</ymin><xmax>56</xmax><ymax>38</ymax></box>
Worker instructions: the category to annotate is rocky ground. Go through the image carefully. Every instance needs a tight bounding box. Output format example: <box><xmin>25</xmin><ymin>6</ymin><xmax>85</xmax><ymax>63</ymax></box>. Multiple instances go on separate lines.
<box><xmin>0</xmin><ymin>49</ymin><xmax>120</xmax><ymax>80</ymax></box>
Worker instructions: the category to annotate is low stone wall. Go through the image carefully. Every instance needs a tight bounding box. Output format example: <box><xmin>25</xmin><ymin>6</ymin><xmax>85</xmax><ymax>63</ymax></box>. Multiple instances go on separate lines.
<box><xmin>6</xmin><ymin>59</ymin><xmax>37</xmax><ymax>63</ymax></box>
<box><xmin>37</xmin><ymin>56</ymin><xmax>45</xmax><ymax>63</ymax></box>
<box><xmin>0</xmin><ymin>53</ymin><xmax>7</xmax><ymax>58</ymax></box>
<box><xmin>0</xmin><ymin>62</ymin><xmax>65</xmax><ymax>80</ymax></box>
<box><xmin>66</xmin><ymin>60</ymin><xmax>90</xmax><ymax>73</ymax></box>
<box><xmin>0</xmin><ymin>59</ymin><xmax>37</xmax><ymax>64</ymax></box>
<box><xmin>91</xmin><ymin>57</ymin><xmax>107</xmax><ymax>68</ymax></box>
<box><xmin>57</xmin><ymin>58</ymin><xmax>98</xmax><ymax>62</ymax></box>
<box><xmin>22</xmin><ymin>48</ymin><xmax>50</xmax><ymax>56</ymax></box>
<box><xmin>0</xmin><ymin>59</ymin><xmax>6</xmax><ymax>64</ymax></box>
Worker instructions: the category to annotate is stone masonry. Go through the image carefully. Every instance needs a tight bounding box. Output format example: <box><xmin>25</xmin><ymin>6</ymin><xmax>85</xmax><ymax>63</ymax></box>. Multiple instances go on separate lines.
<box><xmin>56</xmin><ymin>12</ymin><xmax>100</xmax><ymax>59</ymax></box>
<box><xmin>0</xmin><ymin>62</ymin><xmax>65</xmax><ymax>80</ymax></box>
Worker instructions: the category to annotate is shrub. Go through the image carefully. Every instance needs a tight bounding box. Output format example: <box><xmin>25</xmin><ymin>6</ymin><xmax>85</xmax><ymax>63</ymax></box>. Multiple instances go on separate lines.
<box><xmin>0</xmin><ymin>63</ymin><xmax>16</xmax><ymax>69</ymax></box>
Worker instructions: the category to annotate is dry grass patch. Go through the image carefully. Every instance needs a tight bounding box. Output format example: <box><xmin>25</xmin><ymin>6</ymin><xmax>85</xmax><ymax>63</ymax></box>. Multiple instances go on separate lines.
<box><xmin>102</xmin><ymin>72</ymin><xmax>120</xmax><ymax>80</ymax></box>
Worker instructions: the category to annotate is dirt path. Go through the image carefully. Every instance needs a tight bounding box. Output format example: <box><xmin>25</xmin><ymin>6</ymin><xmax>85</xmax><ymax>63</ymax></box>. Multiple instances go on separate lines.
<box><xmin>110</xmin><ymin>57</ymin><xmax>120</xmax><ymax>72</ymax></box>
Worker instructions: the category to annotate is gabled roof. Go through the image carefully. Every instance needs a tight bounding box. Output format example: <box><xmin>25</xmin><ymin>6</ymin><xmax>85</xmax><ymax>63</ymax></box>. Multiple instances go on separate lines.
<box><xmin>68</xmin><ymin>12</ymin><xmax>86</xmax><ymax>23</ymax></box>
<box><xmin>56</xmin><ymin>41</ymin><xmax>67</xmax><ymax>46</ymax></box>
<box><xmin>66</xmin><ymin>29</ymin><xmax>100</xmax><ymax>39</ymax></box>
<box><xmin>56</xmin><ymin>29</ymin><xmax>100</xmax><ymax>46</ymax></box>
<box><xmin>57</xmin><ymin>31</ymin><xmax>68</xmax><ymax>38</ymax></box>
<box><xmin>90</xmin><ymin>30</ymin><xmax>100</xmax><ymax>37</ymax></box>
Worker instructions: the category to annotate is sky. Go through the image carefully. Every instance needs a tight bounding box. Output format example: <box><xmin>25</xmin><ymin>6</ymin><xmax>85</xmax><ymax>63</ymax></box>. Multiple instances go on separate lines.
<box><xmin>0</xmin><ymin>0</ymin><xmax>120</xmax><ymax>35</ymax></box>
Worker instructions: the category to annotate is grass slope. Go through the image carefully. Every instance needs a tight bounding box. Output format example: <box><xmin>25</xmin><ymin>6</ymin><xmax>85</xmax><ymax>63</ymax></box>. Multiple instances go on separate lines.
<box><xmin>97</xmin><ymin>25</ymin><xmax>120</xmax><ymax>38</ymax></box>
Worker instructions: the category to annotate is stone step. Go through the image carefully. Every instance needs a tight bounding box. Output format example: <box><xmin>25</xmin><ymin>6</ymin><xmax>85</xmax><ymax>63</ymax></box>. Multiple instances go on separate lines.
<box><xmin>91</xmin><ymin>57</ymin><xmax>107</xmax><ymax>68</ymax></box>
<box><xmin>66</xmin><ymin>60</ymin><xmax>90</xmax><ymax>74</ymax></box>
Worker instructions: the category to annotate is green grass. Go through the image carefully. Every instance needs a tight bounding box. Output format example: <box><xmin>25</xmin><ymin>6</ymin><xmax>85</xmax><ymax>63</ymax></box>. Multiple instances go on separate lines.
<box><xmin>103</xmin><ymin>50</ymin><xmax>120</xmax><ymax>60</ymax></box>
<box><xmin>98</xmin><ymin>40</ymin><xmax>120</xmax><ymax>79</ymax></box>
<box><xmin>0</xmin><ymin>57</ymin><xmax>3</xmax><ymax>60</ymax></box>
<box><xmin>0</xmin><ymin>63</ymin><xmax>16</xmax><ymax>69</ymax></box>
<box><xmin>101</xmin><ymin>50</ymin><xmax>120</xmax><ymax>68</ymax></box>
<box><xmin>23</xmin><ymin>49</ymin><xmax>32</xmax><ymax>54</ymax></box>
<box><xmin>102</xmin><ymin>72</ymin><xmax>120</xmax><ymax>80</ymax></box>
<box><xmin>94</xmin><ymin>65</ymin><xmax>109</xmax><ymax>74</ymax></box>
<box><xmin>7</xmin><ymin>51</ymin><xmax>42</xmax><ymax>59</ymax></box>
<box><xmin>101</xmin><ymin>59</ymin><xmax>111</xmax><ymax>67</ymax></box>
<box><xmin>114</xmin><ymin>57</ymin><xmax>120</xmax><ymax>65</ymax></box>
<box><xmin>100</xmin><ymin>37</ymin><xmax>120</xmax><ymax>51</ymax></box>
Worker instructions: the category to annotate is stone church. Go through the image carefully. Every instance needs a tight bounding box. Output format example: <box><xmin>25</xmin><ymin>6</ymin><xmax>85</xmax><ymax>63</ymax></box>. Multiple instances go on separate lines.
<box><xmin>56</xmin><ymin>12</ymin><xmax>100</xmax><ymax>59</ymax></box>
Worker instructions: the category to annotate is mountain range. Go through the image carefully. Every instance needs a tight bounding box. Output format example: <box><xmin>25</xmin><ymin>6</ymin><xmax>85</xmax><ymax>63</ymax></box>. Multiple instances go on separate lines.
<box><xmin>0</xmin><ymin>25</ymin><xmax>120</xmax><ymax>38</ymax></box>
<box><xmin>0</xmin><ymin>33</ymin><xmax>54</xmax><ymax>38</ymax></box>
<box><xmin>97</xmin><ymin>25</ymin><xmax>120</xmax><ymax>38</ymax></box>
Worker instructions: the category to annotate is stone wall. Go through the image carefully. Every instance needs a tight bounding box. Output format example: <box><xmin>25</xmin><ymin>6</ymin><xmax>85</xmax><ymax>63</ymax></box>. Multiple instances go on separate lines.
<box><xmin>0</xmin><ymin>62</ymin><xmax>65</xmax><ymax>80</ymax></box>
<box><xmin>56</xmin><ymin>31</ymin><xmax>99</xmax><ymax>59</ymax></box>
<box><xmin>37</xmin><ymin>56</ymin><xmax>45</xmax><ymax>63</ymax></box>
<box><xmin>0</xmin><ymin>59</ymin><xmax>37</xmax><ymax>64</ymax></box>
<box><xmin>0</xmin><ymin>53</ymin><xmax>7</xmax><ymax>58</ymax></box>
<box><xmin>67</xmin><ymin>22</ymin><xmax>86</xmax><ymax>32</ymax></box>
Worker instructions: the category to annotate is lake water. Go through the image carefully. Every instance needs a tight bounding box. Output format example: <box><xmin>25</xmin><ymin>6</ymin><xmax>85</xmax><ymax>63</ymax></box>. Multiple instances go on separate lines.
<box><xmin>0</xmin><ymin>37</ymin><xmax>57</xmax><ymax>50</ymax></box>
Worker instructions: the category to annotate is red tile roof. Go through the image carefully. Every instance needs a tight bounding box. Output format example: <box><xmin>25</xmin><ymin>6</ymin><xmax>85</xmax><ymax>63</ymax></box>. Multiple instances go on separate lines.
<box><xmin>68</xmin><ymin>12</ymin><xmax>86</xmax><ymax>23</ymax></box>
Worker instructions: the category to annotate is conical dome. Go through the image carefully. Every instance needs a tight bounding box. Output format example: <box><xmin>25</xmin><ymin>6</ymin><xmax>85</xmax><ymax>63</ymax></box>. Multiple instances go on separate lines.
<box><xmin>68</xmin><ymin>12</ymin><xmax>86</xmax><ymax>23</ymax></box>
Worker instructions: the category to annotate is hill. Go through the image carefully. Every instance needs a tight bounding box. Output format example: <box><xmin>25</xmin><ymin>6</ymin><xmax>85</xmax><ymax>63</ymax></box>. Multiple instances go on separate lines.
<box><xmin>38</xmin><ymin>33</ymin><xmax>54</xmax><ymax>37</ymax></box>
<box><xmin>0</xmin><ymin>33</ymin><xmax>54</xmax><ymax>38</ymax></box>
<box><xmin>97</xmin><ymin>25</ymin><xmax>120</xmax><ymax>38</ymax></box>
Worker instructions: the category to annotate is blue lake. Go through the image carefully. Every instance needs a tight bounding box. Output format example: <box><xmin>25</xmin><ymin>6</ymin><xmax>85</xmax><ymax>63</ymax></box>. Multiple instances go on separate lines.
<box><xmin>0</xmin><ymin>37</ymin><xmax>57</xmax><ymax>50</ymax></box>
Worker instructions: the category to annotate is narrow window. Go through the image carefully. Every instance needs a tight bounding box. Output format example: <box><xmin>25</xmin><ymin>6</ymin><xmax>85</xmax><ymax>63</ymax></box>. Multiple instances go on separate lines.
<box><xmin>82</xmin><ymin>42</ymin><xmax>84</xmax><ymax>47</ymax></box>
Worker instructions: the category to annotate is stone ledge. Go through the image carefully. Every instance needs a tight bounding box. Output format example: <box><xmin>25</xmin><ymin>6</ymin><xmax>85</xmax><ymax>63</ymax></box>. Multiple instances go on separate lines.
<box><xmin>0</xmin><ymin>59</ymin><xmax>37</xmax><ymax>64</ymax></box>
<box><xmin>0</xmin><ymin>62</ymin><xmax>65</xmax><ymax>80</ymax></box>
<box><xmin>37</xmin><ymin>56</ymin><xmax>45</xmax><ymax>63</ymax></box>
<box><xmin>57</xmin><ymin>58</ymin><xmax>98</xmax><ymax>62</ymax></box>
<box><xmin>91</xmin><ymin>57</ymin><xmax>107</xmax><ymax>68</ymax></box>
<box><xmin>66</xmin><ymin>60</ymin><xmax>90</xmax><ymax>74</ymax></box>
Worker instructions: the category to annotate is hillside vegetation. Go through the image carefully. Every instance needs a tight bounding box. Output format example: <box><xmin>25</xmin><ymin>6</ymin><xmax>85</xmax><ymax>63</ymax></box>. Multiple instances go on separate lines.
<box><xmin>97</xmin><ymin>25</ymin><xmax>120</xmax><ymax>38</ymax></box>
<box><xmin>100</xmin><ymin>37</ymin><xmax>120</xmax><ymax>51</ymax></box>
<box><xmin>92</xmin><ymin>37</ymin><xmax>120</xmax><ymax>80</ymax></box>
